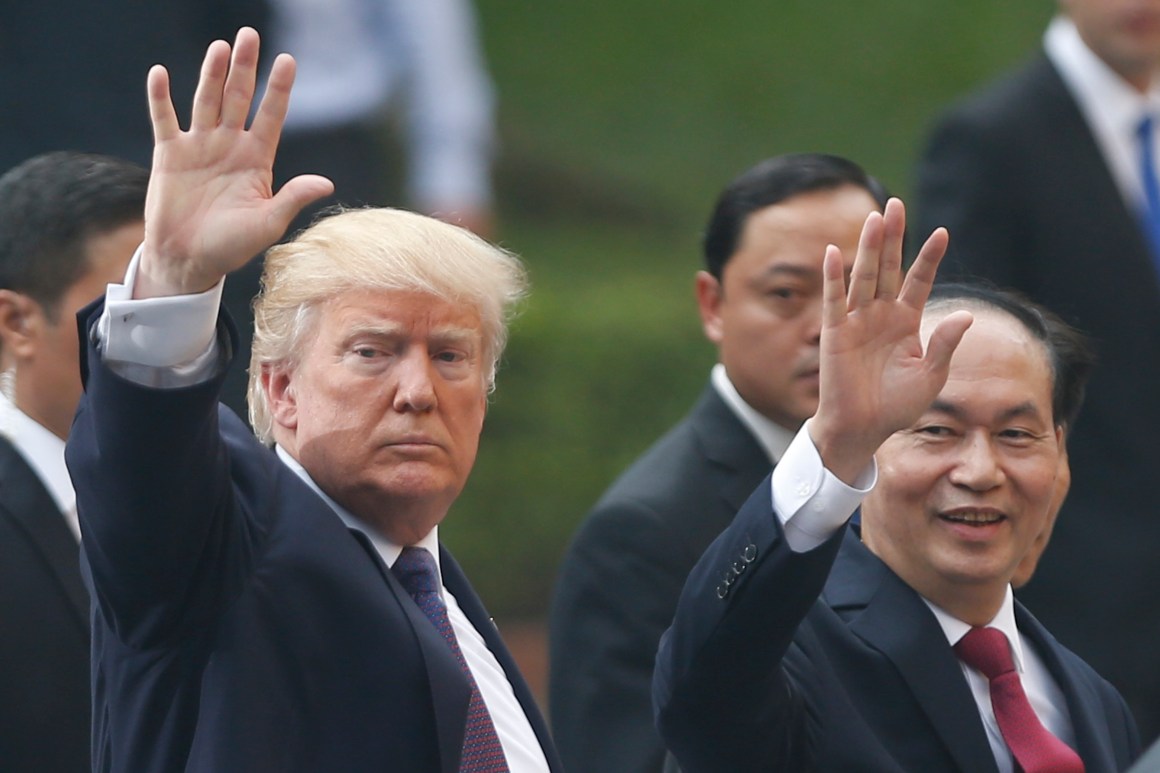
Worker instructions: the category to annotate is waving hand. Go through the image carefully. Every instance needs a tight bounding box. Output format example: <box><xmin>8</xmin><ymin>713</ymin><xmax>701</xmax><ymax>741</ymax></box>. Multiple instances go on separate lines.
<box><xmin>808</xmin><ymin>199</ymin><xmax>973</xmax><ymax>483</ymax></box>
<box><xmin>135</xmin><ymin>28</ymin><xmax>334</xmax><ymax>299</ymax></box>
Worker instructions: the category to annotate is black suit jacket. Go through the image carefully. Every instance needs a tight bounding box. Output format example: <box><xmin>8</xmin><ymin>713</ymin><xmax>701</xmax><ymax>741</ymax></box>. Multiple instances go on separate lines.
<box><xmin>65</xmin><ymin>303</ymin><xmax>562</xmax><ymax>773</ymax></box>
<box><xmin>549</xmin><ymin>384</ymin><xmax>771</xmax><ymax>773</ymax></box>
<box><xmin>653</xmin><ymin>478</ymin><xmax>1141</xmax><ymax>772</ymax></box>
<box><xmin>0</xmin><ymin>436</ymin><xmax>90</xmax><ymax>773</ymax></box>
<box><xmin>915</xmin><ymin>51</ymin><xmax>1160</xmax><ymax>740</ymax></box>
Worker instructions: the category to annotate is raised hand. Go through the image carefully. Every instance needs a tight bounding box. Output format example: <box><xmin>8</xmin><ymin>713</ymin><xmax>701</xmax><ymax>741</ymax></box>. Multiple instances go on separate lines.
<box><xmin>808</xmin><ymin>198</ymin><xmax>973</xmax><ymax>483</ymax></box>
<box><xmin>135</xmin><ymin>28</ymin><xmax>334</xmax><ymax>299</ymax></box>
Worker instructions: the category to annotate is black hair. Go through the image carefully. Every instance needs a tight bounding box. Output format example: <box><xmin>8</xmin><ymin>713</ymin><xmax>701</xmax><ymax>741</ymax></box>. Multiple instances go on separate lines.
<box><xmin>0</xmin><ymin>151</ymin><xmax>148</xmax><ymax>321</ymax></box>
<box><xmin>926</xmin><ymin>282</ymin><xmax>1094</xmax><ymax>429</ymax></box>
<box><xmin>702</xmin><ymin>153</ymin><xmax>890</xmax><ymax>279</ymax></box>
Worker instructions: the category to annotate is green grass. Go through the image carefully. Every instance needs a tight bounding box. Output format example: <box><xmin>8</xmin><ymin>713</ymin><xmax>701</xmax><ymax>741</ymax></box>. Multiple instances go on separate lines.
<box><xmin>440</xmin><ymin>0</ymin><xmax>1055</xmax><ymax>617</ymax></box>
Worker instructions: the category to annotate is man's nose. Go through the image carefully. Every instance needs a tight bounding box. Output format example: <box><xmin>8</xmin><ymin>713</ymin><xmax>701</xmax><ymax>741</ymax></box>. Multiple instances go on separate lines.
<box><xmin>948</xmin><ymin>433</ymin><xmax>1005</xmax><ymax>491</ymax></box>
<box><xmin>392</xmin><ymin>350</ymin><xmax>437</xmax><ymax>412</ymax></box>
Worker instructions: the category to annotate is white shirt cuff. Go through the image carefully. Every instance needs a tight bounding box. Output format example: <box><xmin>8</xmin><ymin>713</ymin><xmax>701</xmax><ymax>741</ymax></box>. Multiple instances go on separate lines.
<box><xmin>95</xmin><ymin>246</ymin><xmax>226</xmax><ymax>386</ymax></box>
<box><xmin>771</xmin><ymin>419</ymin><xmax>877</xmax><ymax>552</ymax></box>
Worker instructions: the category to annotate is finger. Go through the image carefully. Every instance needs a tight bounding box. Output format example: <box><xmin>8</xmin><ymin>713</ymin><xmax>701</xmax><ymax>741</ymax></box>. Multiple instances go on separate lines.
<box><xmin>250</xmin><ymin>53</ymin><xmax>297</xmax><ymax>151</ymax></box>
<box><xmin>921</xmin><ymin>308</ymin><xmax>973</xmax><ymax>380</ymax></box>
<box><xmin>220</xmin><ymin>27</ymin><xmax>261</xmax><ymax>129</ymax></box>
<box><xmin>821</xmin><ymin>244</ymin><xmax>849</xmax><ymax>330</ymax></box>
<box><xmin>847</xmin><ymin>210</ymin><xmax>884</xmax><ymax>307</ymax></box>
<box><xmin>265</xmin><ymin>174</ymin><xmax>335</xmax><ymax>234</ymax></box>
<box><xmin>875</xmin><ymin>198</ymin><xmax>905</xmax><ymax>299</ymax></box>
<box><xmin>898</xmin><ymin>226</ymin><xmax>949</xmax><ymax>310</ymax></box>
<box><xmin>190</xmin><ymin>39</ymin><xmax>232</xmax><ymax>131</ymax></box>
<box><xmin>147</xmin><ymin>65</ymin><xmax>181</xmax><ymax>142</ymax></box>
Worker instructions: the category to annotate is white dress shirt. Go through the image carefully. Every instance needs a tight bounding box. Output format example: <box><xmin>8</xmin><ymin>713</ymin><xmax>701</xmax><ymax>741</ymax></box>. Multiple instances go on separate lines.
<box><xmin>926</xmin><ymin>592</ymin><xmax>1078</xmax><ymax>773</ymax></box>
<box><xmin>710</xmin><ymin>363</ymin><xmax>795</xmax><ymax>464</ymax></box>
<box><xmin>0</xmin><ymin>392</ymin><xmax>79</xmax><ymax>540</ymax></box>
<box><xmin>769</xmin><ymin>421</ymin><xmax>1077</xmax><ymax>770</ymax></box>
<box><xmin>1045</xmin><ymin>15</ymin><xmax>1160</xmax><ymax>212</ymax></box>
<box><xmin>96</xmin><ymin>251</ymin><xmax>549</xmax><ymax>771</ymax></box>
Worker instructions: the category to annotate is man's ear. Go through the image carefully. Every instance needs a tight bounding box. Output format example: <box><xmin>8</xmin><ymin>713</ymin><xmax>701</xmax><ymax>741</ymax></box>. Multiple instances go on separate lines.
<box><xmin>0</xmin><ymin>290</ymin><xmax>42</xmax><ymax>362</ymax></box>
<box><xmin>694</xmin><ymin>270</ymin><xmax>725</xmax><ymax>345</ymax></box>
<box><xmin>262</xmin><ymin>365</ymin><xmax>298</xmax><ymax>430</ymax></box>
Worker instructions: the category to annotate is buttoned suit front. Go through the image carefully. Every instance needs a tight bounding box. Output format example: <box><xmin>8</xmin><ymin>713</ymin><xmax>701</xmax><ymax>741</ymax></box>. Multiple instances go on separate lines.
<box><xmin>653</xmin><ymin>478</ymin><xmax>1141</xmax><ymax>773</ymax></box>
<box><xmin>0</xmin><ymin>436</ymin><xmax>90</xmax><ymax>773</ymax></box>
<box><xmin>549</xmin><ymin>384</ymin><xmax>771</xmax><ymax>773</ymax></box>
<box><xmin>915</xmin><ymin>51</ymin><xmax>1160</xmax><ymax>739</ymax></box>
<box><xmin>65</xmin><ymin>302</ymin><xmax>562</xmax><ymax>773</ymax></box>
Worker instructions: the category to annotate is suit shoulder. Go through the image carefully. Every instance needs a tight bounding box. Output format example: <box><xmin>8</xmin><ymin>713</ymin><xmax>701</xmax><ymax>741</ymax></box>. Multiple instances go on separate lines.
<box><xmin>926</xmin><ymin>54</ymin><xmax>1064</xmax><ymax>140</ymax></box>
<box><xmin>597</xmin><ymin>417</ymin><xmax>708</xmax><ymax>508</ymax></box>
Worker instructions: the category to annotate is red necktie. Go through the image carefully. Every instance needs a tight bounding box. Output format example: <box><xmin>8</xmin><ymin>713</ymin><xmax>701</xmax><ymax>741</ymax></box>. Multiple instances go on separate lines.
<box><xmin>393</xmin><ymin>546</ymin><xmax>510</xmax><ymax>772</ymax></box>
<box><xmin>954</xmin><ymin>626</ymin><xmax>1084</xmax><ymax>773</ymax></box>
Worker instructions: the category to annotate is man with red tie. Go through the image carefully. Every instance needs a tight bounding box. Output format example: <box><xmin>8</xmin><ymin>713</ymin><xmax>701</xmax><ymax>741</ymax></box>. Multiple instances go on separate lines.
<box><xmin>915</xmin><ymin>1</ymin><xmax>1160</xmax><ymax>740</ymax></box>
<box><xmin>653</xmin><ymin>201</ymin><xmax>1141</xmax><ymax>771</ymax></box>
<box><xmin>65</xmin><ymin>28</ymin><xmax>561</xmax><ymax>772</ymax></box>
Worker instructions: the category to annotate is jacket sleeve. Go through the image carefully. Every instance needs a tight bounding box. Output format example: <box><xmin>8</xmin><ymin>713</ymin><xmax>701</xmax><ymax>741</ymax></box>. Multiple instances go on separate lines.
<box><xmin>652</xmin><ymin>477</ymin><xmax>843</xmax><ymax>773</ymax></box>
<box><xmin>550</xmin><ymin>497</ymin><xmax>695</xmax><ymax>773</ymax></box>
<box><xmin>914</xmin><ymin>103</ymin><xmax>1025</xmax><ymax>288</ymax></box>
<box><xmin>66</xmin><ymin>299</ymin><xmax>253</xmax><ymax>649</ymax></box>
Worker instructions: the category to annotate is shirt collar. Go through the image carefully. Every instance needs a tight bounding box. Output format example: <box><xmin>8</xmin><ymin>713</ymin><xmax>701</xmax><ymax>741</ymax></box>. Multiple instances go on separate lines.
<box><xmin>0</xmin><ymin>391</ymin><xmax>77</xmax><ymax>534</ymax></box>
<box><xmin>273</xmin><ymin>444</ymin><xmax>441</xmax><ymax>575</ymax></box>
<box><xmin>1045</xmin><ymin>15</ymin><xmax>1160</xmax><ymax>137</ymax></box>
<box><xmin>710</xmin><ymin>363</ymin><xmax>795</xmax><ymax>463</ymax></box>
<box><xmin>924</xmin><ymin>585</ymin><xmax>1026</xmax><ymax>674</ymax></box>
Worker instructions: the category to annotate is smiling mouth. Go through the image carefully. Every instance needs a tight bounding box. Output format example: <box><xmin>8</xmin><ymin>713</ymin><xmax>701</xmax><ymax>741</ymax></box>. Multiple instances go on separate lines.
<box><xmin>941</xmin><ymin>510</ymin><xmax>1006</xmax><ymax>526</ymax></box>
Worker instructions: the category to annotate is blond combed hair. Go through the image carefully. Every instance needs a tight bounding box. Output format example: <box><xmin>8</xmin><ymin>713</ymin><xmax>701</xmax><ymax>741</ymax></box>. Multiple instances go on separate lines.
<box><xmin>247</xmin><ymin>208</ymin><xmax>528</xmax><ymax>443</ymax></box>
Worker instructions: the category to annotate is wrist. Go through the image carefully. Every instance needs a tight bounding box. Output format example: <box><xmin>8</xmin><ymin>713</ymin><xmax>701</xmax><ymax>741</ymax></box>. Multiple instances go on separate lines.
<box><xmin>135</xmin><ymin>248</ymin><xmax>222</xmax><ymax>299</ymax></box>
<box><xmin>806</xmin><ymin>416</ymin><xmax>880</xmax><ymax>486</ymax></box>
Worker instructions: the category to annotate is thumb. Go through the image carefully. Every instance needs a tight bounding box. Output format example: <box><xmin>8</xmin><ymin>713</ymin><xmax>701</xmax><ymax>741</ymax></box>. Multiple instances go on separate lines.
<box><xmin>266</xmin><ymin>174</ymin><xmax>336</xmax><ymax>234</ymax></box>
<box><xmin>922</xmin><ymin>309</ymin><xmax>973</xmax><ymax>380</ymax></box>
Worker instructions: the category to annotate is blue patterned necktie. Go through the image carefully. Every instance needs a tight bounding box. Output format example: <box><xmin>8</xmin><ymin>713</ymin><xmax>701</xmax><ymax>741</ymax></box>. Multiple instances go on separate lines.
<box><xmin>392</xmin><ymin>546</ymin><xmax>510</xmax><ymax>772</ymax></box>
<box><xmin>1135</xmin><ymin>114</ymin><xmax>1160</xmax><ymax>273</ymax></box>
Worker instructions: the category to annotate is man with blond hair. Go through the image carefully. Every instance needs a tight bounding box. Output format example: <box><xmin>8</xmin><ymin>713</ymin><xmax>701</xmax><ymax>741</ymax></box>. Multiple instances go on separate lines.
<box><xmin>65</xmin><ymin>29</ymin><xmax>561</xmax><ymax>772</ymax></box>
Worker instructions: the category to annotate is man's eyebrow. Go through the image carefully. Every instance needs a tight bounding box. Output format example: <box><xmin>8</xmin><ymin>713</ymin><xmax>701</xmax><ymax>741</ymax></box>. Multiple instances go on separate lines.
<box><xmin>341</xmin><ymin>322</ymin><xmax>405</xmax><ymax>341</ymax></box>
<box><xmin>927</xmin><ymin>398</ymin><xmax>1046</xmax><ymax>423</ymax></box>
<box><xmin>342</xmin><ymin>323</ymin><xmax>480</xmax><ymax>347</ymax></box>
<box><xmin>428</xmin><ymin>327</ymin><xmax>481</xmax><ymax>347</ymax></box>
<box><xmin>754</xmin><ymin>264</ymin><xmax>820</xmax><ymax>281</ymax></box>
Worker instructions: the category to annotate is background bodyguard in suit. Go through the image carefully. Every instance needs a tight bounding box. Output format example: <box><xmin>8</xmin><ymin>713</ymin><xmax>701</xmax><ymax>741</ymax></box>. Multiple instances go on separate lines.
<box><xmin>654</xmin><ymin>200</ymin><xmax>1140</xmax><ymax>772</ymax></box>
<box><xmin>915</xmin><ymin>0</ymin><xmax>1160</xmax><ymax>739</ymax></box>
<box><xmin>65</xmin><ymin>29</ymin><xmax>560</xmax><ymax>772</ymax></box>
<box><xmin>548</xmin><ymin>154</ymin><xmax>887</xmax><ymax>772</ymax></box>
<box><xmin>0</xmin><ymin>151</ymin><xmax>145</xmax><ymax>773</ymax></box>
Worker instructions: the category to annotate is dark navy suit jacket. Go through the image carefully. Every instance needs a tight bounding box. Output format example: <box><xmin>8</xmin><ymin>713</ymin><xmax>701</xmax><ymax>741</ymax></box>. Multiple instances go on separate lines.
<box><xmin>66</xmin><ymin>302</ymin><xmax>562</xmax><ymax>773</ymax></box>
<box><xmin>0</xmin><ymin>437</ymin><xmax>90</xmax><ymax>772</ymax></box>
<box><xmin>549</xmin><ymin>384</ymin><xmax>771</xmax><ymax>773</ymax></box>
<box><xmin>653</xmin><ymin>477</ymin><xmax>1140</xmax><ymax>772</ymax></box>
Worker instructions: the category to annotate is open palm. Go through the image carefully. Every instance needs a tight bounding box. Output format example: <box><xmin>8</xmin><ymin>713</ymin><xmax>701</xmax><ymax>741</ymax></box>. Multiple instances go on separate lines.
<box><xmin>809</xmin><ymin>199</ymin><xmax>972</xmax><ymax>482</ymax></box>
<box><xmin>136</xmin><ymin>28</ymin><xmax>333</xmax><ymax>299</ymax></box>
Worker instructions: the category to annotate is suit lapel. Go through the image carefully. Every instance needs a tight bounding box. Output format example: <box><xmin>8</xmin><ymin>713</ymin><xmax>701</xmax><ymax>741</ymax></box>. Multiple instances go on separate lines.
<box><xmin>0</xmin><ymin>437</ymin><xmax>88</xmax><ymax>628</ymax></box>
<box><xmin>689</xmin><ymin>386</ymin><xmax>773</xmax><ymax>516</ymax></box>
<box><xmin>831</xmin><ymin>532</ymin><xmax>1000</xmax><ymax>773</ymax></box>
<box><xmin>1034</xmin><ymin>55</ymin><xmax>1160</xmax><ymax>301</ymax></box>
<box><xmin>1016</xmin><ymin>605</ymin><xmax>1119</xmax><ymax>773</ymax></box>
<box><xmin>346</xmin><ymin>529</ymin><xmax>470</xmax><ymax>773</ymax></box>
<box><xmin>440</xmin><ymin>547</ymin><xmax>564</xmax><ymax>772</ymax></box>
